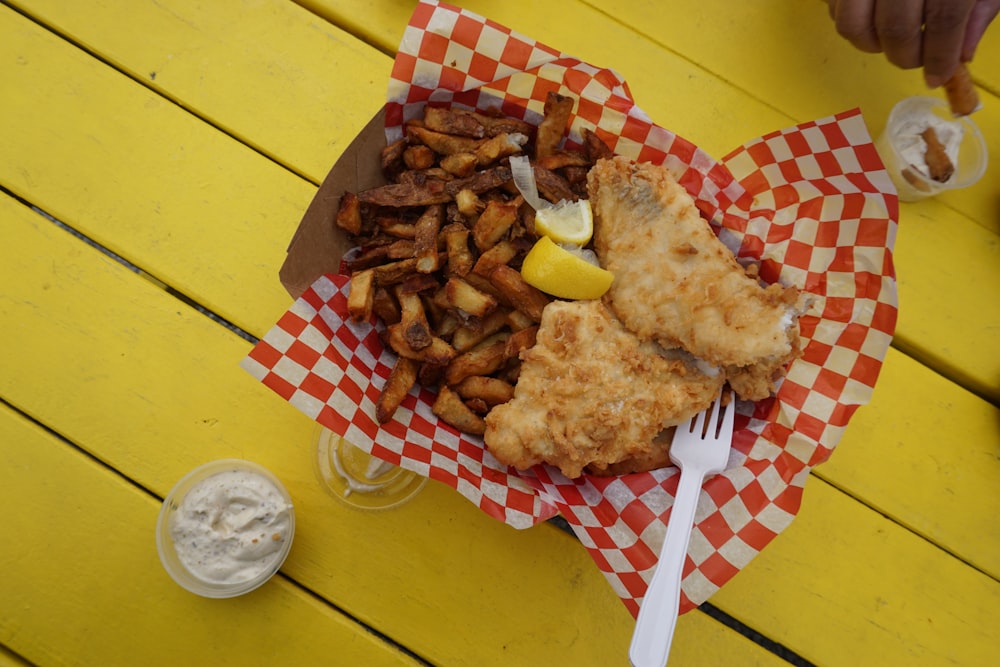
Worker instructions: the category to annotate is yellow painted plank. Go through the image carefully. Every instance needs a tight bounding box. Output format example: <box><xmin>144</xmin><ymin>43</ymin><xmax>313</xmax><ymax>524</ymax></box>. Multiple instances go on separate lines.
<box><xmin>0</xmin><ymin>407</ymin><xmax>422</xmax><ymax>667</ymax></box>
<box><xmin>818</xmin><ymin>347</ymin><xmax>1000</xmax><ymax>578</ymax></box>
<box><xmin>0</xmin><ymin>645</ymin><xmax>30</xmax><ymax>667</ymax></box>
<box><xmin>0</xmin><ymin>193</ymin><xmax>788</xmax><ymax>666</ymax></box>
<box><xmin>8</xmin><ymin>0</ymin><xmax>392</xmax><ymax>185</ymax></box>
<box><xmin>715</xmin><ymin>474</ymin><xmax>1000</xmax><ymax>666</ymax></box>
<box><xmin>0</xmin><ymin>3</ymin><xmax>305</xmax><ymax>338</ymax></box>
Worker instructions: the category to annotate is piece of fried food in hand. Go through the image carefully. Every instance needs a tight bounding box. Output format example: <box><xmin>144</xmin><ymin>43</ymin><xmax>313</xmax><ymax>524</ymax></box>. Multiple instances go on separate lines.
<box><xmin>588</xmin><ymin>157</ymin><xmax>805</xmax><ymax>397</ymax></box>
<box><xmin>483</xmin><ymin>300</ymin><xmax>723</xmax><ymax>478</ymax></box>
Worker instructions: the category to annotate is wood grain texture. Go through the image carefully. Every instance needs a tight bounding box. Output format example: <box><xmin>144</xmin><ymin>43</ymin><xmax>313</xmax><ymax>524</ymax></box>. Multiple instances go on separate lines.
<box><xmin>0</xmin><ymin>407</ymin><xmax>423</xmax><ymax>667</ymax></box>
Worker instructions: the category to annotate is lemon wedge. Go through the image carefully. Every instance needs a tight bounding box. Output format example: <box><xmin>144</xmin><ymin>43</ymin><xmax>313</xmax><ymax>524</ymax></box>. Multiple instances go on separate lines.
<box><xmin>533</xmin><ymin>199</ymin><xmax>594</xmax><ymax>245</ymax></box>
<box><xmin>521</xmin><ymin>236</ymin><xmax>614</xmax><ymax>300</ymax></box>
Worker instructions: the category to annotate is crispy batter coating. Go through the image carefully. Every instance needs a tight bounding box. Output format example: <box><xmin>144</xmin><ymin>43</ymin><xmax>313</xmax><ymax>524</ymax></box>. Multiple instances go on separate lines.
<box><xmin>483</xmin><ymin>300</ymin><xmax>722</xmax><ymax>478</ymax></box>
<box><xmin>588</xmin><ymin>157</ymin><xmax>806</xmax><ymax>399</ymax></box>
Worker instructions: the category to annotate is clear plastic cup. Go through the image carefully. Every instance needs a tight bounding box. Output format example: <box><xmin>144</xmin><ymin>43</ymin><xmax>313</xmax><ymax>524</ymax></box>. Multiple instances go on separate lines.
<box><xmin>313</xmin><ymin>426</ymin><xmax>426</xmax><ymax>510</ymax></box>
<box><xmin>156</xmin><ymin>459</ymin><xmax>295</xmax><ymax>598</ymax></box>
<box><xmin>875</xmin><ymin>96</ymin><xmax>988</xmax><ymax>202</ymax></box>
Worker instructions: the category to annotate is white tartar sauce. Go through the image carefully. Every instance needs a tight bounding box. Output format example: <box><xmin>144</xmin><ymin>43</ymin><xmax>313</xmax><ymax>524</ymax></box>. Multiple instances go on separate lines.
<box><xmin>169</xmin><ymin>469</ymin><xmax>292</xmax><ymax>585</ymax></box>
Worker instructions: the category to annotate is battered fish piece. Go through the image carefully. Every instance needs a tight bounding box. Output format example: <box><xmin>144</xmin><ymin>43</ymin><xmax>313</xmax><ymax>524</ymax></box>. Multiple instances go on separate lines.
<box><xmin>483</xmin><ymin>300</ymin><xmax>723</xmax><ymax>478</ymax></box>
<box><xmin>588</xmin><ymin>157</ymin><xmax>805</xmax><ymax>398</ymax></box>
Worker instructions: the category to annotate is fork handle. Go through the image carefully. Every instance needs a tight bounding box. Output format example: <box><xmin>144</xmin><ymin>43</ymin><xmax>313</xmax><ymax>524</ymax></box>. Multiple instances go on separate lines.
<box><xmin>628</xmin><ymin>466</ymin><xmax>707</xmax><ymax>667</ymax></box>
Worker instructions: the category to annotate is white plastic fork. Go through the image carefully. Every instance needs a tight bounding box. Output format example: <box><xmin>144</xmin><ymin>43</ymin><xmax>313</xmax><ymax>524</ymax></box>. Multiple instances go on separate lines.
<box><xmin>629</xmin><ymin>389</ymin><xmax>736</xmax><ymax>667</ymax></box>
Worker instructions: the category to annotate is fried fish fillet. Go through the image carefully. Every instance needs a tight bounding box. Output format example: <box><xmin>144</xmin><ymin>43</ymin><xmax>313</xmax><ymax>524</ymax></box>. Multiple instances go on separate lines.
<box><xmin>588</xmin><ymin>157</ymin><xmax>805</xmax><ymax>399</ymax></box>
<box><xmin>483</xmin><ymin>300</ymin><xmax>722</xmax><ymax>478</ymax></box>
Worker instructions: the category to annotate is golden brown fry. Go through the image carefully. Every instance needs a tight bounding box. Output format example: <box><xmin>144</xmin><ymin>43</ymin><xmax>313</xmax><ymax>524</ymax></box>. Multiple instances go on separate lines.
<box><xmin>442</xmin><ymin>224</ymin><xmax>475</xmax><ymax>277</ymax></box>
<box><xmin>403</xmin><ymin>144</ymin><xmax>436</xmax><ymax>170</ymax></box>
<box><xmin>943</xmin><ymin>63</ymin><xmax>980</xmax><ymax>117</ymax></box>
<box><xmin>407</xmin><ymin>123</ymin><xmax>485</xmax><ymax>155</ymax></box>
<box><xmin>380</xmin><ymin>137</ymin><xmax>408</xmax><ymax>180</ymax></box>
<box><xmin>358</xmin><ymin>180</ymin><xmax>452</xmax><ymax>207</ymax></box>
<box><xmin>432</xmin><ymin>386</ymin><xmax>486</xmax><ymax>435</ymax></box>
<box><xmin>472</xmin><ymin>240</ymin><xmax>518</xmax><ymax>277</ymax></box>
<box><xmin>414</xmin><ymin>204</ymin><xmax>444</xmax><ymax>273</ymax></box>
<box><xmin>583</xmin><ymin>128</ymin><xmax>614</xmax><ymax>162</ymax></box>
<box><xmin>453</xmin><ymin>375</ymin><xmax>515</xmax><ymax>407</ymax></box>
<box><xmin>472</xmin><ymin>199</ymin><xmax>519</xmax><ymax>251</ymax></box>
<box><xmin>440</xmin><ymin>152</ymin><xmax>478</xmax><ymax>177</ymax></box>
<box><xmin>395</xmin><ymin>287</ymin><xmax>434</xmax><ymax>351</ymax></box>
<box><xmin>444</xmin><ymin>334</ymin><xmax>509</xmax><ymax>385</ymax></box>
<box><xmin>533</xmin><ymin>165</ymin><xmax>578</xmax><ymax>203</ymax></box>
<box><xmin>921</xmin><ymin>127</ymin><xmax>955</xmax><ymax>182</ymax></box>
<box><xmin>535</xmin><ymin>92</ymin><xmax>574</xmax><ymax>159</ymax></box>
<box><xmin>451</xmin><ymin>308</ymin><xmax>510</xmax><ymax>352</ymax></box>
<box><xmin>474</xmin><ymin>133</ymin><xmax>528</xmax><ymax>166</ymax></box>
<box><xmin>387</xmin><ymin>324</ymin><xmax>457</xmax><ymax>365</ymax></box>
<box><xmin>347</xmin><ymin>268</ymin><xmax>376</xmax><ymax>322</ymax></box>
<box><xmin>371</xmin><ymin>287</ymin><xmax>401</xmax><ymax>325</ymax></box>
<box><xmin>455</xmin><ymin>189</ymin><xmax>484</xmax><ymax>217</ymax></box>
<box><xmin>487</xmin><ymin>265</ymin><xmax>551</xmax><ymax>322</ymax></box>
<box><xmin>537</xmin><ymin>150</ymin><xmax>591</xmax><ymax>171</ymax></box>
<box><xmin>423</xmin><ymin>107</ymin><xmax>487</xmax><ymax>138</ymax></box>
<box><xmin>467</xmin><ymin>108</ymin><xmax>535</xmax><ymax>137</ymax></box>
<box><xmin>335</xmin><ymin>192</ymin><xmax>363</xmax><ymax>234</ymax></box>
<box><xmin>376</xmin><ymin>356</ymin><xmax>419</xmax><ymax>423</ymax></box>
<box><xmin>503</xmin><ymin>325</ymin><xmax>538</xmax><ymax>361</ymax></box>
<box><xmin>444</xmin><ymin>276</ymin><xmax>499</xmax><ymax>318</ymax></box>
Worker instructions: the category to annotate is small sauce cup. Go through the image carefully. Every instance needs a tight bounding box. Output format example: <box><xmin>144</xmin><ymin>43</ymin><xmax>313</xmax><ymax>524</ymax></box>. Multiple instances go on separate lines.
<box><xmin>156</xmin><ymin>459</ymin><xmax>295</xmax><ymax>598</ymax></box>
<box><xmin>875</xmin><ymin>96</ymin><xmax>988</xmax><ymax>202</ymax></box>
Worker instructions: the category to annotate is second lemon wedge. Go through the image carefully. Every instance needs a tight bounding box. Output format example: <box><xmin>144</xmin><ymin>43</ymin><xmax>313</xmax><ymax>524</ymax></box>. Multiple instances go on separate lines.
<box><xmin>521</xmin><ymin>236</ymin><xmax>614</xmax><ymax>300</ymax></box>
<box><xmin>533</xmin><ymin>199</ymin><xmax>594</xmax><ymax>245</ymax></box>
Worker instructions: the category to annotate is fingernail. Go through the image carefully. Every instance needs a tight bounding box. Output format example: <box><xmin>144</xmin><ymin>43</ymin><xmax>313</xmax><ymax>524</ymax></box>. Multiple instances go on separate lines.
<box><xmin>925</xmin><ymin>73</ymin><xmax>944</xmax><ymax>88</ymax></box>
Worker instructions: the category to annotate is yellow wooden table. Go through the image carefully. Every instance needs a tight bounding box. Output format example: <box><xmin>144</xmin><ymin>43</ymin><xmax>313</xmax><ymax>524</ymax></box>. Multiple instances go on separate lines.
<box><xmin>2</xmin><ymin>1</ymin><xmax>997</xmax><ymax>665</ymax></box>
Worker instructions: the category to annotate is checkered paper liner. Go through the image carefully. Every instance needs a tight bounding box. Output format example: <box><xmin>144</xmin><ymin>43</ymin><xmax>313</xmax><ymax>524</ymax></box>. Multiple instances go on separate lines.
<box><xmin>242</xmin><ymin>0</ymin><xmax>899</xmax><ymax>616</ymax></box>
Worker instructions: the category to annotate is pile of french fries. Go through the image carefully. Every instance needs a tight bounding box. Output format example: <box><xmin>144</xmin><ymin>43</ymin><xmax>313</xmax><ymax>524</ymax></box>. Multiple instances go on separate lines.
<box><xmin>337</xmin><ymin>92</ymin><xmax>613</xmax><ymax>435</ymax></box>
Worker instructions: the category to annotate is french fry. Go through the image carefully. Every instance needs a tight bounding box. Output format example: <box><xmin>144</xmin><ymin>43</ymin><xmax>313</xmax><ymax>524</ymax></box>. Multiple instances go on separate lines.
<box><xmin>375</xmin><ymin>356</ymin><xmax>418</xmax><ymax>423</ymax></box>
<box><xmin>432</xmin><ymin>386</ymin><xmax>486</xmax><ymax>435</ymax></box>
<box><xmin>503</xmin><ymin>325</ymin><xmax>538</xmax><ymax>361</ymax></box>
<box><xmin>472</xmin><ymin>199</ymin><xmax>520</xmax><ymax>251</ymax></box>
<box><xmin>387</xmin><ymin>324</ymin><xmax>457</xmax><ymax>365</ymax></box>
<box><xmin>371</xmin><ymin>286</ymin><xmax>401</xmax><ymax>325</ymax></box>
<box><xmin>335</xmin><ymin>192</ymin><xmax>363</xmax><ymax>234</ymax></box>
<box><xmin>444</xmin><ymin>334</ymin><xmax>509</xmax><ymax>385</ymax></box>
<box><xmin>347</xmin><ymin>268</ymin><xmax>375</xmax><ymax>322</ymax></box>
<box><xmin>342</xmin><ymin>97</ymin><xmax>605</xmax><ymax>435</ymax></box>
<box><xmin>453</xmin><ymin>375</ymin><xmax>515</xmax><ymax>406</ymax></box>
<box><xmin>403</xmin><ymin>144</ymin><xmax>436</xmax><ymax>170</ymax></box>
<box><xmin>395</xmin><ymin>287</ymin><xmax>434</xmax><ymax>351</ymax></box>
<box><xmin>487</xmin><ymin>265</ymin><xmax>551</xmax><ymax>322</ymax></box>
<box><xmin>407</xmin><ymin>123</ymin><xmax>485</xmax><ymax>155</ymax></box>
<box><xmin>442</xmin><ymin>224</ymin><xmax>475</xmax><ymax>277</ymax></box>
<box><xmin>422</xmin><ymin>106</ymin><xmax>487</xmax><ymax>138</ymax></box>
<box><xmin>920</xmin><ymin>127</ymin><xmax>955</xmax><ymax>182</ymax></box>
<box><xmin>443</xmin><ymin>276</ymin><xmax>499</xmax><ymax>318</ymax></box>
<box><xmin>414</xmin><ymin>204</ymin><xmax>444</xmax><ymax>273</ymax></box>
<box><xmin>943</xmin><ymin>63</ymin><xmax>980</xmax><ymax>117</ymax></box>
<box><xmin>451</xmin><ymin>308</ymin><xmax>510</xmax><ymax>352</ymax></box>
<box><xmin>535</xmin><ymin>92</ymin><xmax>574</xmax><ymax>159</ymax></box>
<box><xmin>440</xmin><ymin>152</ymin><xmax>478</xmax><ymax>177</ymax></box>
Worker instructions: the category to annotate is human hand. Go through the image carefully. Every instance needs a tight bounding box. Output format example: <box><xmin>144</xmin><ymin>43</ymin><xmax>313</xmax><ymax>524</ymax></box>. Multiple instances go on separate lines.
<box><xmin>824</xmin><ymin>0</ymin><xmax>1000</xmax><ymax>87</ymax></box>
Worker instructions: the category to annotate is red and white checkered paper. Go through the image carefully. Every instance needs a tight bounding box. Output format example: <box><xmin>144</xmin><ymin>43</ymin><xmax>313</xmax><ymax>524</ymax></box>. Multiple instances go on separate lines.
<box><xmin>242</xmin><ymin>0</ymin><xmax>898</xmax><ymax>617</ymax></box>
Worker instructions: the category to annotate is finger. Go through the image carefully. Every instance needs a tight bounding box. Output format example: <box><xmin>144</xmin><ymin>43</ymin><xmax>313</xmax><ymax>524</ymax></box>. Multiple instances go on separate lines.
<box><xmin>921</xmin><ymin>0</ymin><xmax>975</xmax><ymax>86</ymax></box>
<box><xmin>962</xmin><ymin>0</ymin><xmax>1000</xmax><ymax>61</ymax></box>
<box><xmin>874</xmin><ymin>0</ymin><xmax>926</xmax><ymax>70</ymax></box>
<box><xmin>832</xmin><ymin>0</ymin><xmax>882</xmax><ymax>53</ymax></box>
